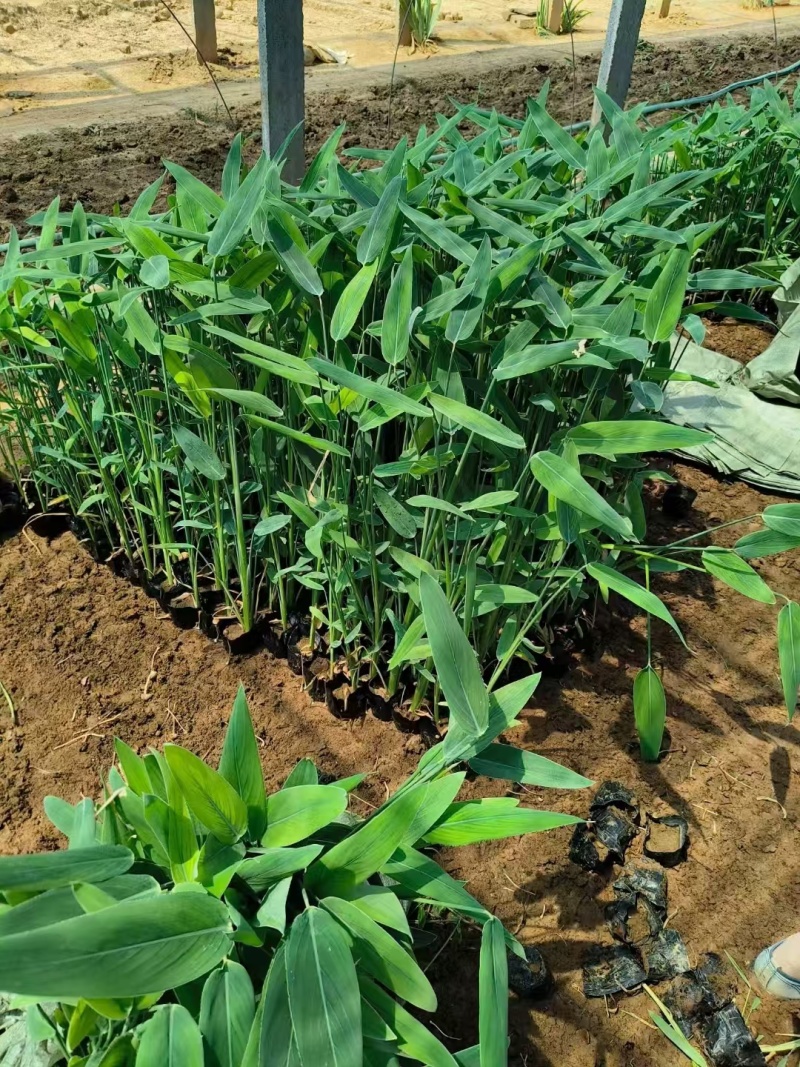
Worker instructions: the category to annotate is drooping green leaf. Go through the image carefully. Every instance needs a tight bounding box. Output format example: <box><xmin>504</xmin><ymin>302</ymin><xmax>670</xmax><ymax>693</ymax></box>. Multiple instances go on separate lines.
<box><xmin>361</xmin><ymin>977</ymin><xmax>458</xmax><ymax>1067</ymax></box>
<box><xmin>208</xmin><ymin>153</ymin><xmax>270</xmax><ymax>258</ymax></box>
<box><xmin>321</xmin><ymin>897</ymin><xmax>436</xmax><ymax>1010</ymax></box>
<box><xmin>735</xmin><ymin>527</ymin><xmax>800</xmax><ymax>559</ymax></box>
<box><xmin>587</xmin><ymin>562</ymin><xmax>686</xmax><ymax>646</ymax></box>
<box><xmin>701</xmin><ymin>549</ymin><xmax>775</xmax><ymax>605</ymax></box>
<box><xmin>238</xmin><ymin>844</ymin><xmax>324</xmax><ymax>892</ymax></box>
<box><xmin>565</xmin><ymin>420</ymin><xmax>713</xmax><ymax>456</ymax></box>
<box><xmin>763</xmin><ymin>503</ymin><xmax>800</xmax><ymax>538</ymax></box>
<box><xmin>428</xmin><ymin>394</ymin><xmax>525</xmax><ymax>451</ymax></box>
<box><xmin>530</xmin><ymin>452</ymin><xmax>634</xmax><ymax>541</ymax></box>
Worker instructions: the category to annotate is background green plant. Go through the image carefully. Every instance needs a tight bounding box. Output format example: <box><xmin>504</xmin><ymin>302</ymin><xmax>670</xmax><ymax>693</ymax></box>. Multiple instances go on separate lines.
<box><xmin>0</xmin><ymin>579</ymin><xmax>592</xmax><ymax>1066</ymax></box>
<box><xmin>2</xmin><ymin>87</ymin><xmax>800</xmax><ymax>758</ymax></box>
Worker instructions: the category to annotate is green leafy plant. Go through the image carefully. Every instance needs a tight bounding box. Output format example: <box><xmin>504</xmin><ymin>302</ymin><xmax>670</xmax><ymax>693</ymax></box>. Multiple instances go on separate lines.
<box><xmin>403</xmin><ymin>0</ymin><xmax>442</xmax><ymax>47</ymax></box>
<box><xmin>1</xmin><ymin>89</ymin><xmax>799</xmax><ymax>763</ymax></box>
<box><xmin>0</xmin><ymin>578</ymin><xmax>591</xmax><ymax>1065</ymax></box>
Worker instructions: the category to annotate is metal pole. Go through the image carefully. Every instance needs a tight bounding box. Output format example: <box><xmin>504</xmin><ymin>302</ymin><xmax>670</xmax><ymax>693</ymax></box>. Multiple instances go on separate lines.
<box><xmin>192</xmin><ymin>0</ymin><xmax>218</xmax><ymax>62</ymax></box>
<box><xmin>257</xmin><ymin>0</ymin><xmax>305</xmax><ymax>185</ymax></box>
<box><xmin>547</xmin><ymin>0</ymin><xmax>565</xmax><ymax>33</ymax></box>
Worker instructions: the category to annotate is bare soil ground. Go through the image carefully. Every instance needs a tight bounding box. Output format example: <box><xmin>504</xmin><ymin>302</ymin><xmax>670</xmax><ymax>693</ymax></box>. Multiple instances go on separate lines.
<box><xmin>1</xmin><ymin>0</ymin><xmax>796</xmax><ymax>117</ymax></box>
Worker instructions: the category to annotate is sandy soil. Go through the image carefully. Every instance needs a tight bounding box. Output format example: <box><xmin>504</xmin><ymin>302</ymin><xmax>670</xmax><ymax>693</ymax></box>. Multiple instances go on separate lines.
<box><xmin>1</xmin><ymin>0</ymin><xmax>799</xmax><ymax>117</ymax></box>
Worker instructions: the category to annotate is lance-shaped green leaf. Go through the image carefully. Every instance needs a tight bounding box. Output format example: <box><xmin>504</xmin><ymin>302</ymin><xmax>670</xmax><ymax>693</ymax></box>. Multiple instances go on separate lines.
<box><xmin>0</xmin><ymin>891</ymin><xmax>231</xmax><ymax>998</ymax></box>
<box><xmin>287</xmin><ymin>907</ymin><xmax>362</xmax><ymax>1067</ymax></box>
<box><xmin>469</xmin><ymin>744</ymin><xmax>592</xmax><ymax>789</ymax></box>
<box><xmin>422</xmin><ymin>798</ymin><xmax>580</xmax><ymax>846</ymax></box>
<box><xmin>137</xmin><ymin>1004</ymin><xmax>204</xmax><ymax>1067</ymax></box>
<box><xmin>200</xmin><ymin>960</ymin><xmax>255</xmax><ymax>1067</ymax></box>
<box><xmin>321</xmin><ymin>897</ymin><xmax>436</xmax><ymax>1010</ymax></box>
<box><xmin>164</xmin><ymin>744</ymin><xmax>248</xmax><ymax>845</ymax></box>
<box><xmin>479</xmin><ymin>918</ymin><xmax>508</xmax><ymax>1067</ymax></box>
<box><xmin>763</xmin><ymin>503</ymin><xmax>800</xmax><ymax>538</ymax></box>
<box><xmin>267</xmin><ymin>215</ymin><xmax>324</xmax><ymax>296</ymax></box>
<box><xmin>256</xmin><ymin>946</ymin><xmax>300</xmax><ymax>1067</ymax></box>
<box><xmin>361</xmin><ymin>977</ymin><xmax>458</xmax><ymax>1067</ymax></box>
<box><xmin>309</xmin><ymin>357</ymin><xmax>428</xmax><ymax>418</ymax></box>
<box><xmin>701</xmin><ymin>549</ymin><xmax>775</xmax><ymax>605</ymax></box>
<box><xmin>381</xmin><ymin>245</ymin><xmax>414</xmax><ymax>365</ymax></box>
<box><xmin>357</xmin><ymin>174</ymin><xmax>403</xmax><ymax>265</ymax></box>
<box><xmin>778</xmin><ymin>601</ymin><xmax>800</xmax><ymax>722</ymax></box>
<box><xmin>238</xmin><ymin>844</ymin><xmax>323</xmax><ymax>892</ymax></box>
<box><xmin>530</xmin><ymin>452</ymin><xmax>634</xmax><ymax>541</ymax></box>
<box><xmin>208</xmin><ymin>153</ymin><xmax>270</xmax><ymax>258</ymax></box>
<box><xmin>587</xmin><ymin>562</ymin><xmax>686</xmax><ymax>646</ymax></box>
<box><xmin>633</xmin><ymin>666</ymin><xmax>666</xmax><ymax>763</ymax></box>
<box><xmin>420</xmin><ymin>572</ymin><xmax>489</xmax><ymax>738</ymax></box>
<box><xmin>428</xmin><ymin>394</ymin><xmax>525</xmax><ymax>450</ymax></box>
<box><xmin>219</xmin><ymin>684</ymin><xmax>267</xmax><ymax>839</ymax></box>
<box><xmin>644</xmin><ymin>248</ymin><xmax>691</xmax><ymax>343</ymax></box>
<box><xmin>565</xmin><ymin>420</ymin><xmax>713</xmax><ymax>456</ymax></box>
<box><xmin>446</xmin><ymin>236</ymin><xmax>492</xmax><ymax>343</ymax></box>
<box><xmin>330</xmin><ymin>260</ymin><xmax>380</xmax><ymax>341</ymax></box>
<box><xmin>174</xmin><ymin>426</ymin><xmax>226</xmax><ymax>482</ymax></box>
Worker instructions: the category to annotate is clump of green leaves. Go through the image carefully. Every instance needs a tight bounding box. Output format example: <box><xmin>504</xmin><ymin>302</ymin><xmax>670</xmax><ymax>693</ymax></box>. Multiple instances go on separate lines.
<box><xmin>1</xmin><ymin>88</ymin><xmax>799</xmax><ymax>761</ymax></box>
<box><xmin>0</xmin><ymin>578</ymin><xmax>590</xmax><ymax>1066</ymax></box>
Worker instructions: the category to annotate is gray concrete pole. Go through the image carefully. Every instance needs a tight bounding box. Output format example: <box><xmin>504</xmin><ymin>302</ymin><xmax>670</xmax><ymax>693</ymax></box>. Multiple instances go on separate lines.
<box><xmin>257</xmin><ymin>0</ymin><xmax>305</xmax><ymax>185</ymax></box>
<box><xmin>590</xmin><ymin>0</ymin><xmax>647</xmax><ymax>127</ymax></box>
<box><xmin>193</xmin><ymin>0</ymin><xmax>218</xmax><ymax>62</ymax></box>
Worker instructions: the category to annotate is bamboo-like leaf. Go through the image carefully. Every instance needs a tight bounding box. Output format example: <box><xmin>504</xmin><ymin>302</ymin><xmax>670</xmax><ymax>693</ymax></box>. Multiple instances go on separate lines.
<box><xmin>587</xmin><ymin>562</ymin><xmax>686</xmax><ymax>646</ymax></box>
<box><xmin>381</xmin><ymin>246</ymin><xmax>414</xmax><ymax>365</ymax></box>
<box><xmin>530</xmin><ymin>452</ymin><xmax>634</xmax><ymax>541</ymax></box>
<box><xmin>735</xmin><ymin>527</ymin><xmax>800</xmax><ymax>559</ymax></box>
<box><xmin>701</xmin><ymin>549</ymin><xmax>776</xmax><ymax>605</ymax></box>
<box><xmin>0</xmin><ymin>892</ymin><xmax>231</xmax><ymax>998</ymax></box>
<box><xmin>321</xmin><ymin>897</ymin><xmax>436</xmax><ymax>1010</ymax></box>
<box><xmin>164</xmin><ymin>744</ymin><xmax>248</xmax><ymax>845</ymax></box>
<box><xmin>777</xmin><ymin>602</ymin><xmax>800</xmax><ymax>721</ymax></box>
<box><xmin>286</xmin><ymin>907</ymin><xmax>362</xmax><ymax>1067</ymax></box>
<box><xmin>309</xmin><ymin>357</ymin><xmax>428</xmax><ymax>417</ymax></box>
<box><xmin>374</xmin><ymin>486</ymin><xmax>417</xmax><ymax>538</ymax></box>
<box><xmin>200</xmin><ymin>960</ymin><xmax>255</xmax><ymax>1067</ymax></box>
<box><xmin>357</xmin><ymin>175</ymin><xmax>403</xmax><ymax>265</ymax></box>
<box><xmin>469</xmin><ymin>744</ymin><xmax>592</xmax><ymax>789</ymax></box>
<box><xmin>479</xmin><ymin>918</ymin><xmax>508</xmax><ymax>1067</ymax></box>
<box><xmin>238</xmin><ymin>844</ymin><xmax>323</xmax><ymax>892</ymax></box>
<box><xmin>428</xmin><ymin>394</ymin><xmax>525</xmax><ymax>450</ymax></box>
<box><xmin>330</xmin><ymin>260</ymin><xmax>380</xmax><ymax>341</ymax></box>
<box><xmin>763</xmin><ymin>503</ymin><xmax>800</xmax><ymax>538</ymax></box>
<box><xmin>644</xmin><ymin>248</ymin><xmax>691</xmax><ymax>343</ymax></box>
<box><xmin>565</xmin><ymin>420</ymin><xmax>713</xmax><ymax>456</ymax></box>
<box><xmin>262</xmin><ymin>785</ymin><xmax>348</xmax><ymax>848</ymax></box>
<box><xmin>419</xmin><ymin>572</ymin><xmax>489</xmax><ymax>738</ymax></box>
<box><xmin>423</xmin><ymin>798</ymin><xmax>580</xmax><ymax>846</ymax></box>
<box><xmin>218</xmin><ymin>684</ymin><xmax>267</xmax><ymax>840</ymax></box>
<box><xmin>209</xmin><ymin>388</ymin><xmax>283</xmax><ymax>418</ymax></box>
<box><xmin>267</xmin><ymin>215</ymin><xmax>324</xmax><ymax>296</ymax></box>
<box><xmin>633</xmin><ymin>666</ymin><xmax>666</xmax><ymax>762</ymax></box>
<box><xmin>174</xmin><ymin>426</ymin><xmax>226</xmax><ymax>481</ymax></box>
<box><xmin>360</xmin><ymin>977</ymin><xmax>458</xmax><ymax>1067</ymax></box>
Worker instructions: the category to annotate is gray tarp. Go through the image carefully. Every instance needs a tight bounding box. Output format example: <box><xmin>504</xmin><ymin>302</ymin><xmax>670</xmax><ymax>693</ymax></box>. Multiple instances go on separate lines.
<box><xmin>662</xmin><ymin>260</ymin><xmax>800</xmax><ymax>494</ymax></box>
